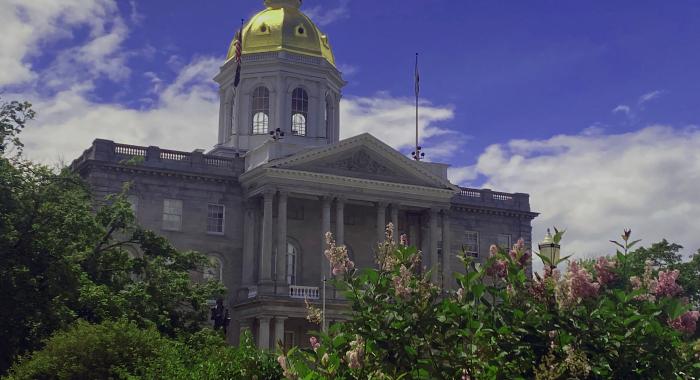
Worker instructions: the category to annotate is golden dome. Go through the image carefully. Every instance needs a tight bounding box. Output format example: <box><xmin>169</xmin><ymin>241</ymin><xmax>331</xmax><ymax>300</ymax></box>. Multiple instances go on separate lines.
<box><xmin>226</xmin><ymin>0</ymin><xmax>336</xmax><ymax>66</ymax></box>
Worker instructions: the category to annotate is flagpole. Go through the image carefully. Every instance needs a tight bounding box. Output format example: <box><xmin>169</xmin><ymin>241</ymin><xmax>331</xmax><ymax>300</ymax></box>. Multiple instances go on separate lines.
<box><xmin>415</xmin><ymin>53</ymin><xmax>419</xmax><ymax>161</ymax></box>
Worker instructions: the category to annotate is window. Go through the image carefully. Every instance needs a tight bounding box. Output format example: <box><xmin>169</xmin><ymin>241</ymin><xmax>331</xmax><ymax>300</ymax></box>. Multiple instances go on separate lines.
<box><xmin>251</xmin><ymin>86</ymin><xmax>270</xmax><ymax>134</ymax></box>
<box><xmin>162</xmin><ymin>199</ymin><xmax>183</xmax><ymax>231</ymax></box>
<box><xmin>324</xmin><ymin>96</ymin><xmax>332</xmax><ymax>138</ymax></box>
<box><xmin>207</xmin><ymin>204</ymin><xmax>225</xmax><ymax>234</ymax></box>
<box><xmin>284</xmin><ymin>331</ymin><xmax>296</xmax><ymax>351</ymax></box>
<box><xmin>463</xmin><ymin>231</ymin><xmax>479</xmax><ymax>258</ymax></box>
<box><xmin>204</xmin><ymin>256</ymin><xmax>223</xmax><ymax>282</ymax></box>
<box><xmin>286</xmin><ymin>242</ymin><xmax>298</xmax><ymax>285</ymax></box>
<box><xmin>497</xmin><ymin>234</ymin><xmax>512</xmax><ymax>251</ymax></box>
<box><xmin>291</xmin><ymin>87</ymin><xmax>308</xmax><ymax>136</ymax></box>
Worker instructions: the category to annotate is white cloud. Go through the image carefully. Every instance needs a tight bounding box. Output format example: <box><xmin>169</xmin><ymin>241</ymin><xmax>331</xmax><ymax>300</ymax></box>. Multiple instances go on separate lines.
<box><xmin>638</xmin><ymin>90</ymin><xmax>664</xmax><ymax>105</ymax></box>
<box><xmin>0</xmin><ymin>0</ymin><xmax>123</xmax><ymax>87</ymax></box>
<box><xmin>452</xmin><ymin>126</ymin><xmax>700</xmax><ymax>261</ymax></box>
<box><xmin>612</xmin><ymin>104</ymin><xmax>630</xmax><ymax>115</ymax></box>
<box><xmin>303</xmin><ymin>0</ymin><xmax>350</xmax><ymax>26</ymax></box>
<box><xmin>339</xmin><ymin>94</ymin><xmax>462</xmax><ymax>158</ymax></box>
<box><xmin>16</xmin><ymin>57</ymin><xmax>221</xmax><ymax>163</ymax></box>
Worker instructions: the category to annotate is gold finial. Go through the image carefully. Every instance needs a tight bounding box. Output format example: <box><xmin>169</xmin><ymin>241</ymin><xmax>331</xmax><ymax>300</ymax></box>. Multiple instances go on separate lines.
<box><xmin>264</xmin><ymin>0</ymin><xmax>301</xmax><ymax>9</ymax></box>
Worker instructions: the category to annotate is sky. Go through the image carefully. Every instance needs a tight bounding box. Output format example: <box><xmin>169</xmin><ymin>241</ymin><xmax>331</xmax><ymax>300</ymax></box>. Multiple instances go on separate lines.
<box><xmin>2</xmin><ymin>0</ymin><xmax>700</xmax><ymax>262</ymax></box>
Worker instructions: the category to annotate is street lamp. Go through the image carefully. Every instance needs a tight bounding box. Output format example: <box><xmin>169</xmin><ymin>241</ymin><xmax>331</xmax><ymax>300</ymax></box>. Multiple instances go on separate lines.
<box><xmin>538</xmin><ymin>228</ymin><xmax>561</xmax><ymax>269</ymax></box>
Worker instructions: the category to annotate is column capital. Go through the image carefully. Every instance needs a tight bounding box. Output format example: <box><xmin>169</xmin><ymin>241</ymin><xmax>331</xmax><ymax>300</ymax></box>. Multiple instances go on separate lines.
<box><xmin>376</xmin><ymin>201</ymin><xmax>389</xmax><ymax>208</ymax></box>
<box><xmin>274</xmin><ymin>315</ymin><xmax>289</xmax><ymax>321</ymax></box>
<box><xmin>262</xmin><ymin>189</ymin><xmax>276</xmax><ymax>200</ymax></box>
<box><xmin>430</xmin><ymin>207</ymin><xmax>441</xmax><ymax>215</ymax></box>
<box><xmin>258</xmin><ymin>315</ymin><xmax>272</xmax><ymax>322</ymax></box>
<box><xmin>278</xmin><ymin>190</ymin><xmax>289</xmax><ymax>198</ymax></box>
<box><xmin>335</xmin><ymin>196</ymin><xmax>346</xmax><ymax>204</ymax></box>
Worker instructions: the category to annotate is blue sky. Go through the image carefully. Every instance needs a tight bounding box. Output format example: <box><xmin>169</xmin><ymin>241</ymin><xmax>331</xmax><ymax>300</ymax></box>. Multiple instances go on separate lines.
<box><xmin>3</xmin><ymin>0</ymin><xmax>700</xmax><ymax>259</ymax></box>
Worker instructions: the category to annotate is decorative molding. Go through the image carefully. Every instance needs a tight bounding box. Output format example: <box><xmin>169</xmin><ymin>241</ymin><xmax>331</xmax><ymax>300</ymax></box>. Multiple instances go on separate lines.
<box><xmin>322</xmin><ymin>150</ymin><xmax>392</xmax><ymax>176</ymax></box>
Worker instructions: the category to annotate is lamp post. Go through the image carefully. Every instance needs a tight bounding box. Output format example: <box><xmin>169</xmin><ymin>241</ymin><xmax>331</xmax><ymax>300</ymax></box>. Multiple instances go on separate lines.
<box><xmin>538</xmin><ymin>228</ymin><xmax>561</xmax><ymax>270</ymax></box>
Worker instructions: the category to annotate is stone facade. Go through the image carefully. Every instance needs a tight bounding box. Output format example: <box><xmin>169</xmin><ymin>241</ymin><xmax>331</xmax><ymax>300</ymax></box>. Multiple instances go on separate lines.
<box><xmin>70</xmin><ymin>0</ymin><xmax>538</xmax><ymax>350</ymax></box>
<box><xmin>71</xmin><ymin>136</ymin><xmax>537</xmax><ymax>349</ymax></box>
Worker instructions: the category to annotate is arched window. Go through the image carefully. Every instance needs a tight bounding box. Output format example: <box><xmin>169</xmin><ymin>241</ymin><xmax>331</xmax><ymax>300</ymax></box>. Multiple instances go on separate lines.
<box><xmin>291</xmin><ymin>87</ymin><xmax>308</xmax><ymax>136</ymax></box>
<box><xmin>204</xmin><ymin>256</ymin><xmax>223</xmax><ymax>282</ymax></box>
<box><xmin>251</xmin><ymin>86</ymin><xmax>270</xmax><ymax>135</ymax></box>
<box><xmin>286</xmin><ymin>241</ymin><xmax>298</xmax><ymax>285</ymax></box>
<box><xmin>324</xmin><ymin>95</ymin><xmax>332</xmax><ymax>139</ymax></box>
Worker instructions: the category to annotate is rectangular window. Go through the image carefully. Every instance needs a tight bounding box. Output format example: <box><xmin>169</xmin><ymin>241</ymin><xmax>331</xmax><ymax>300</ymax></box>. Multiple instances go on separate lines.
<box><xmin>463</xmin><ymin>231</ymin><xmax>479</xmax><ymax>258</ymax></box>
<box><xmin>207</xmin><ymin>204</ymin><xmax>225</xmax><ymax>234</ymax></box>
<box><xmin>497</xmin><ymin>234</ymin><xmax>512</xmax><ymax>251</ymax></box>
<box><xmin>162</xmin><ymin>199</ymin><xmax>183</xmax><ymax>231</ymax></box>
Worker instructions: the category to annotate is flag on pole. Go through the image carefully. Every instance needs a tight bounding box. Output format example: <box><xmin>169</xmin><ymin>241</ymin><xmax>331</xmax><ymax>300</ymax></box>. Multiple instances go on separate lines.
<box><xmin>233</xmin><ymin>22</ymin><xmax>243</xmax><ymax>87</ymax></box>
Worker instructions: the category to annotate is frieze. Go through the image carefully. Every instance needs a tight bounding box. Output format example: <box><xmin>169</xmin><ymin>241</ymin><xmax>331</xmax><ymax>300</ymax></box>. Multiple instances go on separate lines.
<box><xmin>322</xmin><ymin>150</ymin><xmax>393</xmax><ymax>176</ymax></box>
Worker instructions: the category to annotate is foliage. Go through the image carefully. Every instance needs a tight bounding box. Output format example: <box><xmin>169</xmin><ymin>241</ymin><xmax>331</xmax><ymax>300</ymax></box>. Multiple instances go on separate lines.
<box><xmin>0</xmin><ymin>100</ymin><xmax>223</xmax><ymax>373</ymax></box>
<box><xmin>0</xmin><ymin>97</ymin><xmax>34</xmax><ymax>156</ymax></box>
<box><xmin>280</xmin><ymin>226</ymin><xmax>700</xmax><ymax>379</ymax></box>
<box><xmin>5</xmin><ymin>320</ymin><xmax>283</xmax><ymax>380</ymax></box>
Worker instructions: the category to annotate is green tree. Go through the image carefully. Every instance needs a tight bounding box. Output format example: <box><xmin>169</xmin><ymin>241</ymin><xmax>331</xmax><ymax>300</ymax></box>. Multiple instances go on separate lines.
<box><xmin>0</xmin><ymin>99</ymin><xmax>223</xmax><ymax>372</ymax></box>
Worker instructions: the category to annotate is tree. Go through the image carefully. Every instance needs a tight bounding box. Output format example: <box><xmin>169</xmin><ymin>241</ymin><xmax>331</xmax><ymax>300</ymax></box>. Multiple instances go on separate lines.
<box><xmin>0</xmin><ymin>99</ymin><xmax>224</xmax><ymax>373</ymax></box>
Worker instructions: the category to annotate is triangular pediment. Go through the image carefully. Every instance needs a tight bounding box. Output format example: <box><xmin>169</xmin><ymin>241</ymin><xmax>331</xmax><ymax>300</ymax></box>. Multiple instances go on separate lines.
<box><xmin>267</xmin><ymin>133</ymin><xmax>458</xmax><ymax>190</ymax></box>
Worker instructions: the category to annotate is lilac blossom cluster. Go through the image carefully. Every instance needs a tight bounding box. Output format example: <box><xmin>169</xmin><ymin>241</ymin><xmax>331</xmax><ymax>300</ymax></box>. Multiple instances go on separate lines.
<box><xmin>594</xmin><ymin>257</ymin><xmax>616</xmax><ymax>286</ymax></box>
<box><xmin>557</xmin><ymin>261</ymin><xmax>600</xmax><ymax>308</ymax></box>
<box><xmin>346</xmin><ymin>335</ymin><xmax>365</xmax><ymax>369</ymax></box>
<box><xmin>653</xmin><ymin>269</ymin><xmax>683</xmax><ymax>298</ymax></box>
<box><xmin>324</xmin><ymin>231</ymin><xmax>355</xmax><ymax>275</ymax></box>
<box><xmin>668</xmin><ymin>311</ymin><xmax>700</xmax><ymax>335</ymax></box>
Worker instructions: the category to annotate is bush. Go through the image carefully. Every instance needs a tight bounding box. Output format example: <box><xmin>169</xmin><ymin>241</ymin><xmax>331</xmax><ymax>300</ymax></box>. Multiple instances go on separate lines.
<box><xmin>280</xmin><ymin>226</ymin><xmax>700</xmax><ymax>379</ymax></box>
<box><xmin>6</xmin><ymin>320</ymin><xmax>282</xmax><ymax>380</ymax></box>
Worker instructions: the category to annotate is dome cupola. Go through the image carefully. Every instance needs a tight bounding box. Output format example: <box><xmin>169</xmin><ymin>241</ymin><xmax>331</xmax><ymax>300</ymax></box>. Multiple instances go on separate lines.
<box><xmin>226</xmin><ymin>0</ymin><xmax>335</xmax><ymax>66</ymax></box>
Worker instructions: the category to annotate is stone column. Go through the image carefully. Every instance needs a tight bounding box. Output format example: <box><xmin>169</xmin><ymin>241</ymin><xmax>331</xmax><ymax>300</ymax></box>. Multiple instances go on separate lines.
<box><xmin>276</xmin><ymin>191</ymin><xmax>288</xmax><ymax>291</ymax></box>
<box><xmin>242</xmin><ymin>201</ymin><xmax>256</xmax><ymax>286</ymax></box>
<box><xmin>321</xmin><ymin>196</ymin><xmax>332</xmax><ymax>280</ymax></box>
<box><xmin>273</xmin><ymin>316</ymin><xmax>287</xmax><ymax>349</ymax></box>
<box><xmin>335</xmin><ymin>197</ymin><xmax>345</xmax><ymax>246</ymax></box>
<box><xmin>376</xmin><ymin>202</ymin><xmax>387</xmax><ymax>243</ymax></box>
<box><xmin>259</xmin><ymin>191</ymin><xmax>274</xmax><ymax>285</ymax></box>
<box><xmin>430</xmin><ymin>208</ymin><xmax>440</xmax><ymax>284</ymax></box>
<box><xmin>442</xmin><ymin>209</ymin><xmax>452</xmax><ymax>289</ymax></box>
<box><xmin>257</xmin><ymin>316</ymin><xmax>271</xmax><ymax>350</ymax></box>
<box><xmin>391</xmin><ymin>204</ymin><xmax>399</xmax><ymax>243</ymax></box>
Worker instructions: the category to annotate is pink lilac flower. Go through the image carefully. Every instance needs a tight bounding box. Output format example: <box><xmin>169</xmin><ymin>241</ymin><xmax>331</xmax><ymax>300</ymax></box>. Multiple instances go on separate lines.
<box><xmin>558</xmin><ymin>261</ymin><xmax>600</xmax><ymax>307</ymax></box>
<box><xmin>346</xmin><ymin>335</ymin><xmax>365</xmax><ymax>369</ymax></box>
<box><xmin>324</xmin><ymin>232</ymin><xmax>355</xmax><ymax>275</ymax></box>
<box><xmin>309</xmin><ymin>336</ymin><xmax>321</xmax><ymax>351</ymax></box>
<box><xmin>392</xmin><ymin>265</ymin><xmax>413</xmax><ymax>298</ymax></box>
<box><xmin>489</xmin><ymin>244</ymin><xmax>498</xmax><ymax>257</ymax></box>
<box><xmin>653</xmin><ymin>269</ymin><xmax>683</xmax><ymax>298</ymax></box>
<box><xmin>594</xmin><ymin>257</ymin><xmax>616</xmax><ymax>286</ymax></box>
<box><xmin>508</xmin><ymin>238</ymin><xmax>531</xmax><ymax>268</ymax></box>
<box><xmin>400</xmin><ymin>234</ymin><xmax>409</xmax><ymax>246</ymax></box>
<box><xmin>487</xmin><ymin>259</ymin><xmax>508</xmax><ymax>278</ymax></box>
<box><xmin>668</xmin><ymin>310</ymin><xmax>700</xmax><ymax>335</ymax></box>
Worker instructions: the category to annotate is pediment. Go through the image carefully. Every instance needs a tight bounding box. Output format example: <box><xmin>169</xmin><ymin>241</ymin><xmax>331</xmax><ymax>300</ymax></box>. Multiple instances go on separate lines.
<box><xmin>267</xmin><ymin>133</ymin><xmax>458</xmax><ymax>190</ymax></box>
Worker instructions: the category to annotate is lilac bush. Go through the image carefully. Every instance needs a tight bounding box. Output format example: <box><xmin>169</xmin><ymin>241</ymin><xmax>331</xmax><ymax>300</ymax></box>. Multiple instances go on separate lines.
<box><xmin>279</xmin><ymin>225</ymin><xmax>700</xmax><ymax>379</ymax></box>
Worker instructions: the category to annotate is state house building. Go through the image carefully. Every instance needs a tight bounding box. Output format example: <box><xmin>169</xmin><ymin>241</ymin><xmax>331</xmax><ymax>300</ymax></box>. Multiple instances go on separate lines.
<box><xmin>71</xmin><ymin>0</ymin><xmax>537</xmax><ymax>349</ymax></box>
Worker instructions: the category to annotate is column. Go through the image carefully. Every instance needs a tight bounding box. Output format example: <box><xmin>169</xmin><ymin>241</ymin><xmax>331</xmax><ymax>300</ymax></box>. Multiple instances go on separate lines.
<box><xmin>321</xmin><ymin>196</ymin><xmax>332</xmax><ymax>280</ymax></box>
<box><xmin>273</xmin><ymin>316</ymin><xmax>287</xmax><ymax>349</ymax></box>
<box><xmin>391</xmin><ymin>204</ymin><xmax>399</xmax><ymax>243</ymax></box>
<box><xmin>335</xmin><ymin>197</ymin><xmax>345</xmax><ymax>245</ymax></box>
<box><xmin>259</xmin><ymin>191</ymin><xmax>274</xmax><ymax>285</ymax></box>
<box><xmin>430</xmin><ymin>208</ymin><xmax>440</xmax><ymax>283</ymax></box>
<box><xmin>257</xmin><ymin>316</ymin><xmax>271</xmax><ymax>350</ymax></box>
<box><xmin>442</xmin><ymin>210</ymin><xmax>452</xmax><ymax>289</ymax></box>
<box><xmin>242</xmin><ymin>201</ymin><xmax>256</xmax><ymax>286</ymax></box>
<box><xmin>276</xmin><ymin>191</ymin><xmax>288</xmax><ymax>291</ymax></box>
<box><xmin>376</xmin><ymin>202</ymin><xmax>387</xmax><ymax>243</ymax></box>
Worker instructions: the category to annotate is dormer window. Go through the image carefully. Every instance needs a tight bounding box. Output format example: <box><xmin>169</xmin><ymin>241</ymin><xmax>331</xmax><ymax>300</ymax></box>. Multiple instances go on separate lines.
<box><xmin>291</xmin><ymin>87</ymin><xmax>308</xmax><ymax>136</ymax></box>
<box><xmin>252</xmin><ymin>86</ymin><xmax>270</xmax><ymax>134</ymax></box>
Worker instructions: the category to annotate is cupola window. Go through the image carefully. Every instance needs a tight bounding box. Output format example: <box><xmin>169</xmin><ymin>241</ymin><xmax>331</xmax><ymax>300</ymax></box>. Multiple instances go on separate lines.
<box><xmin>251</xmin><ymin>86</ymin><xmax>270</xmax><ymax>135</ymax></box>
<box><xmin>291</xmin><ymin>87</ymin><xmax>308</xmax><ymax>136</ymax></box>
<box><xmin>324</xmin><ymin>95</ymin><xmax>332</xmax><ymax>139</ymax></box>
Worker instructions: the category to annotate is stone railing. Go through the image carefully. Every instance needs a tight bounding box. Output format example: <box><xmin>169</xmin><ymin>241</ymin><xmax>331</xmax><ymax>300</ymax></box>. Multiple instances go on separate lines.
<box><xmin>71</xmin><ymin>139</ymin><xmax>243</xmax><ymax>173</ymax></box>
<box><xmin>454</xmin><ymin>186</ymin><xmax>531</xmax><ymax>212</ymax></box>
<box><xmin>289</xmin><ymin>285</ymin><xmax>320</xmax><ymax>300</ymax></box>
